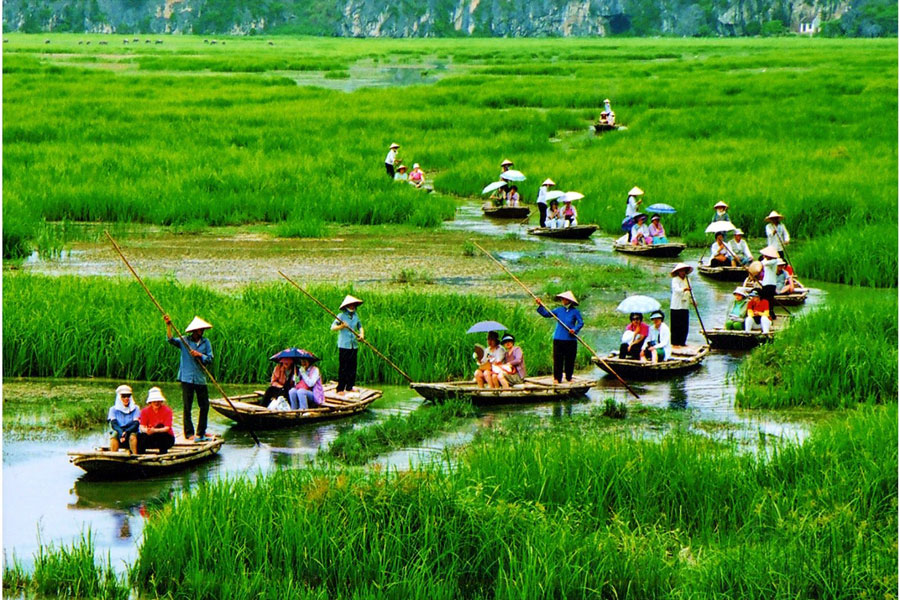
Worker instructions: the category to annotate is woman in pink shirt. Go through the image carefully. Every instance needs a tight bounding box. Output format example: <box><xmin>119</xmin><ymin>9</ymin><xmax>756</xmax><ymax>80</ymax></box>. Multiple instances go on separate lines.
<box><xmin>289</xmin><ymin>354</ymin><xmax>324</xmax><ymax>410</ymax></box>
<box><xmin>619</xmin><ymin>313</ymin><xmax>649</xmax><ymax>360</ymax></box>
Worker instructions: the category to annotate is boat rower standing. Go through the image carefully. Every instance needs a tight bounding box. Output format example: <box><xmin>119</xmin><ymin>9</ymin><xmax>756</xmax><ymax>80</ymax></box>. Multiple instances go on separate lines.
<box><xmin>536</xmin><ymin>291</ymin><xmax>583</xmax><ymax>384</ymax></box>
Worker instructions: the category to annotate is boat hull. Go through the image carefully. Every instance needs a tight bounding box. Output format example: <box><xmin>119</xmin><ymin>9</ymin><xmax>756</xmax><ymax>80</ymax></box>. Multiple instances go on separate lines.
<box><xmin>774</xmin><ymin>289</ymin><xmax>809</xmax><ymax>306</ymax></box>
<box><xmin>706</xmin><ymin>329</ymin><xmax>775</xmax><ymax>350</ymax></box>
<box><xmin>592</xmin><ymin>346</ymin><xmax>710</xmax><ymax>379</ymax></box>
<box><xmin>410</xmin><ymin>375</ymin><xmax>596</xmax><ymax>405</ymax></box>
<box><xmin>528</xmin><ymin>225</ymin><xmax>598</xmax><ymax>240</ymax></box>
<box><xmin>613</xmin><ymin>242</ymin><xmax>686</xmax><ymax>258</ymax></box>
<box><xmin>697</xmin><ymin>264</ymin><xmax>749</xmax><ymax>282</ymax></box>
<box><xmin>69</xmin><ymin>437</ymin><xmax>224</xmax><ymax>479</ymax></box>
<box><xmin>209</xmin><ymin>384</ymin><xmax>381</xmax><ymax>428</ymax></box>
<box><xmin>482</xmin><ymin>206</ymin><xmax>530</xmax><ymax>219</ymax></box>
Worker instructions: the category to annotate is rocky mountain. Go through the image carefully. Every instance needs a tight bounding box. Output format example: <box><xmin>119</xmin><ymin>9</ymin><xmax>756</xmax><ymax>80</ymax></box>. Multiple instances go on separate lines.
<box><xmin>2</xmin><ymin>0</ymin><xmax>895</xmax><ymax>37</ymax></box>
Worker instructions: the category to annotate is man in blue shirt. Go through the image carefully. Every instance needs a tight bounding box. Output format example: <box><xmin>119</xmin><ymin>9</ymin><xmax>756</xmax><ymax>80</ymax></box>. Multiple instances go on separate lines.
<box><xmin>165</xmin><ymin>315</ymin><xmax>213</xmax><ymax>441</ymax></box>
<box><xmin>536</xmin><ymin>291</ymin><xmax>584</xmax><ymax>384</ymax></box>
<box><xmin>331</xmin><ymin>295</ymin><xmax>365</xmax><ymax>397</ymax></box>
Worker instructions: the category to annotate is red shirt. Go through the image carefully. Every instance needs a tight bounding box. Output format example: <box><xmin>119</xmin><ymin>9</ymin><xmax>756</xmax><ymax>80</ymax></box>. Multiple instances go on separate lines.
<box><xmin>747</xmin><ymin>297</ymin><xmax>770</xmax><ymax>314</ymax></box>
<box><xmin>139</xmin><ymin>403</ymin><xmax>174</xmax><ymax>437</ymax></box>
<box><xmin>626</xmin><ymin>322</ymin><xmax>649</xmax><ymax>338</ymax></box>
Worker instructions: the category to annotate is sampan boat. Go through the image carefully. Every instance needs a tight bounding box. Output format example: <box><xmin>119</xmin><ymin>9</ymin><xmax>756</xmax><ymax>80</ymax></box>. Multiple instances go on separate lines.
<box><xmin>612</xmin><ymin>242</ymin><xmax>686</xmax><ymax>258</ymax></box>
<box><xmin>592</xmin><ymin>345</ymin><xmax>710</xmax><ymax>380</ymax></box>
<box><xmin>482</xmin><ymin>205</ymin><xmax>530</xmax><ymax>219</ymax></box>
<box><xmin>774</xmin><ymin>288</ymin><xmax>809</xmax><ymax>306</ymax></box>
<box><xmin>410</xmin><ymin>375</ymin><xmax>596</xmax><ymax>405</ymax></box>
<box><xmin>706</xmin><ymin>328</ymin><xmax>775</xmax><ymax>350</ymax></box>
<box><xmin>68</xmin><ymin>435</ymin><xmax>224</xmax><ymax>478</ymax></box>
<box><xmin>527</xmin><ymin>225</ymin><xmax>599</xmax><ymax>240</ymax></box>
<box><xmin>209</xmin><ymin>382</ymin><xmax>381</xmax><ymax>428</ymax></box>
<box><xmin>697</xmin><ymin>263</ymin><xmax>749</xmax><ymax>282</ymax></box>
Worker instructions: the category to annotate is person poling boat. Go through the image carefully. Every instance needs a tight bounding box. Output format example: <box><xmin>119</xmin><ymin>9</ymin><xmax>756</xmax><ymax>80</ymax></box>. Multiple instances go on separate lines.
<box><xmin>642</xmin><ymin>311</ymin><xmax>671</xmax><ymax>363</ymax></box>
<box><xmin>138</xmin><ymin>387</ymin><xmax>176</xmax><ymax>454</ymax></box>
<box><xmin>669</xmin><ymin>263</ymin><xmax>693</xmax><ymax>348</ymax></box>
<box><xmin>724</xmin><ymin>288</ymin><xmax>750</xmax><ymax>330</ymax></box>
<box><xmin>164</xmin><ymin>315</ymin><xmax>213</xmax><ymax>443</ymax></box>
<box><xmin>711</xmin><ymin>201</ymin><xmax>730</xmax><ymax>223</ymax></box>
<box><xmin>764</xmin><ymin>211</ymin><xmax>790</xmax><ymax>262</ymax></box>
<box><xmin>758</xmin><ymin>246</ymin><xmax>780</xmax><ymax>321</ymax></box>
<box><xmin>622</xmin><ymin>186</ymin><xmax>644</xmax><ymax>239</ymax></box>
<box><xmin>536</xmin><ymin>291</ymin><xmax>583</xmax><ymax>385</ymax></box>
<box><xmin>108</xmin><ymin>385</ymin><xmax>140</xmax><ymax>454</ymax></box>
<box><xmin>536</xmin><ymin>178</ymin><xmax>555</xmax><ymax>227</ymax></box>
<box><xmin>385</xmin><ymin>142</ymin><xmax>400</xmax><ymax>179</ymax></box>
<box><xmin>599</xmin><ymin>98</ymin><xmax>616</xmax><ymax>126</ymax></box>
<box><xmin>331</xmin><ymin>295</ymin><xmax>365</xmax><ymax>398</ymax></box>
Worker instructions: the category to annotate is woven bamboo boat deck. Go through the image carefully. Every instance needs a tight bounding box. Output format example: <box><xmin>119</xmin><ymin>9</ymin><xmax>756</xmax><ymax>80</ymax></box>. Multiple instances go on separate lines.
<box><xmin>592</xmin><ymin>345</ymin><xmax>710</xmax><ymax>379</ymax></box>
<box><xmin>527</xmin><ymin>225</ymin><xmax>598</xmax><ymax>240</ymax></box>
<box><xmin>410</xmin><ymin>375</ymin><xmax>596</xmax><ymax>405</ymax></box>
<box><xmin>612</xmin><ymin>242</ymin><xmax>686</xmax><ymax>258</ymax></box>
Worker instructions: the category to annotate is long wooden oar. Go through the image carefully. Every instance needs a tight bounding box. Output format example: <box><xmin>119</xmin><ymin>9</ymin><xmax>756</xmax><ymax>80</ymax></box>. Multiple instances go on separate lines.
<box><xmin>278</xmin><ymin>271</ymin><xmax>413</xmax><ymax>383</ymax></box>
<box><xmin>472</xmin><ymin>241</ymin><xmax>640</xmax><ymax>399</ymax></box>
<box><xmin>684</xmin><ymin>280</ymin><xmax>711</xmax><ymax>346</ymax></box>
<box><xmin>105</xmin><ymin>231</ymin><xmax>262</xmax><ymax>447</ymax></box>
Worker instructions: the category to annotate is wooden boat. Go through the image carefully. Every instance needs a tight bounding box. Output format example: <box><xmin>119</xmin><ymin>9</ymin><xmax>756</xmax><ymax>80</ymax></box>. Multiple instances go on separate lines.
<box><xmin>706</xmin><ymin>328</ymin><xmax>775</xmax><ymax>350</ymax></box>
<box><xmin>774</xmin><ymin>288</ymin><xmax>809</xmax><ymax>306</ymax></box>
<box><xmin>410</xmin><ymin>375</ymin><xmax>596</xmax><ymax>405</ymax></box>
<box><xmin>697</xmin><ymin>263</ymin><xmax>749</xmax><ymax>282</ymax></box>
<box><xmin>68</xmin><ymin>435</ymin><xmax>224</xmax><ymax>478</ymax></box>
<box><xmin>612</xmin><ymin>242</ymin><xmax>686</xmax><ymax>258</ymax></box>
<box><xmin>527</xmin><ymin>225</ymin><xmax>599</xmax><ymax>240</ymax></box>
<box><xmin>592</xmin><ymin>345</ymin><xmax>710</xmax><ymax>379</ymax></box>
<box><xmin>209</xmin><ymin>382</ymin><xmax>381</xmax><ymax>428</ymax></box>
<box><xmin>593</xmin><ymin>122</ymin><xmax>621</xmax><ymax>134</ymax></box>
<box><xmin>482</xmin><ymin>205</ymin><xmax>530</xmax><ymax>219</ymax></box>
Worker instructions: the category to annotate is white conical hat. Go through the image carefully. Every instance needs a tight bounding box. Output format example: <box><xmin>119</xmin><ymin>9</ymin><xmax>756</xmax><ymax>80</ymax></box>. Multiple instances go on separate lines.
<box><xmin>714</xmin><ymin>201</ymin><xmax>728</xmax><ymax>209</ymax></box>
<box><xmin>760</xmin><ymin>246</ymin><xmax>779</xmax><ymax>259</ymax></box>
<box><xmin>339</xmin><ymin>295</ymin><xmax>364</xmax><ymax>310</ymax></box>
<box><xmin>554</xmin><ymin>290</ymin><xmax>579</xmax><ymax>305</ymax></box>
<box><xmin>146</xmin><ymin>386</ymin><xmax>166</xmax><ymax>403</ymax></box>
<box><xmin>185</xmin><ymin>316</ymin><xmax>213</xmax><ymax>332</ymax></box>
<box><xmin>541</xmin><ymin>178</ymin><xmax>556</xmax><ymax>186</ymax></box>
<box><xmin>670</xmin><ymin>263</ymin><xmax>694</xmax><ymax>275</ymax></box>
<box><xmin>500</xmin><ymin>159</ymin><xmax>514</xmax><ymax>166</ymax></box>
<box><xmin>628</xmin><ymin>186</ymin><xmax>644</xmax><ymax>196</ymax></box>
<box><xmin>733</xmin><ymin>229</ymin><xmax>744</xmax><ymax>236</ymax></box>
<box><xmin>389</xmin><ymin>142</ymin><xmax>400</xmax><ymax>149</ymax></box>
<box><xmin>764</xmin><ymin>210</ymin><xmax>783</xmax><ymax>222</ymax></box>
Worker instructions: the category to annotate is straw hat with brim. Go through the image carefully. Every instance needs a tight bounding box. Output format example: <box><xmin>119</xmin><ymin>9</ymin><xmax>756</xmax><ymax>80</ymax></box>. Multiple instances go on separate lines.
<box><xmin>714</xmin><ymin>202</ymin><xmax>728</xmax><ymax>210</ymax></box>
<box><xmin>733</xmin><ymin>229</ymin><xmax>744</xmax><ymax>236</ymax></box>
<box><xmin>748</xmin><ymin>261</ymin><xmax>763</xmax><ymax>275</ymax></box>
<box><xmin>185</xmin><ymin>316</ymin><xmax>213</xmax><ymax>332</ymax></box>
<box><xmin>116</xmin><ymin>384</ymin><xmax>133</xmax><ymax>396</ymax></box>
<box><xmin>390</xmin><ymin>143</ymin><xmax>400</xmax><ymax>149</ymax></box>
<box><xmin>542</xmin><ymin>178</ymin><xmax>556</xmax><ymax>186</ymax></box>
<box><xmin>604</xmin><ymin>98</ymin><xmax>611</xmax><ymax>103</ymax></box>
<box><xmin>397</xmin><ymin>165</ymin><xmax>407</xmax><ymax>171</ymax></box>
<box><xmin>413</xmin><ymin>163</ymin><xmax>420</xmax><ymax>169</ymax></box>
<box><xmin>670</xmin><ymin>263</ymin><xmax>694</xmax><ymax>275</ymax></box>
<box><xmin>733</xmin><ymin>287</ymin><xmax>749</xmax><ymax>297</ymax></box>
<box><xmin>501</xmin><ymin>159</ymin><xmax>514</xmax><ymax>167</ymax></box>
<box><xmin>776</xmin><ymin>259</ymin><xmax>787</xmax><ymax>266</ymax></box>
<box><xmin>146</xmin><ymin>387</ymin><xmax>166</xmax><ymax>403</ymax></box>
<box><xmin>340</xmin><ymin>295</ymin><xmax>364</xmax><ymax>310</ymax></box>
<box><xmin>760</xmin><ymin>246</ymin><xmax>779</xmax><ymax>259</ymax></box>
<box><xmin>764</xmin><ymin>211</ymin><xmax>784</xmax><ymax>222</ymax></box>
<box><xmin>554</xmin><ymin>291</ymin><xmax>579</xmax><ymax>305</ymax></box>
<box><xmin>628</xmin><ymin>186</ymin><xmax>644</xmax><ymax>196</ymax></box>
<box><xmin>650</xmin><ymin>311</ymin><xmax>664</xmax><ymax>320</ymax></box>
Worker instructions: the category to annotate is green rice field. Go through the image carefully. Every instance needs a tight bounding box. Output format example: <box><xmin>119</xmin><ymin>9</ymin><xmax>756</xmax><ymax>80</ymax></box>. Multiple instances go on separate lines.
<box><xmin>2</xmin><ymin>33</ymin><xmax>897</xmax><ymax>599</ymax></box>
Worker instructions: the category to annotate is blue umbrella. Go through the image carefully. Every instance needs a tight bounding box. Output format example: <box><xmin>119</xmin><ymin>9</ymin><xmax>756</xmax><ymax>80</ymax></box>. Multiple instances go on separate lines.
<box><xmin>466</xmin><ymin>321</ymin><xmax>508</xmax><ymax>334</ymax></box>
<box><xmin>616</xmin><ymin>295</ymin><xmax>661</xmax><ymax>314</ymax></box>
<box><xmin>646</xmin><ymin>203</ymin><xmax>677</xmax><ymax>214</ymax></box>
<box><xmin>270</xmin><ymin>347</ymin><xmax>320</xmax><ymax>363</ymax></box>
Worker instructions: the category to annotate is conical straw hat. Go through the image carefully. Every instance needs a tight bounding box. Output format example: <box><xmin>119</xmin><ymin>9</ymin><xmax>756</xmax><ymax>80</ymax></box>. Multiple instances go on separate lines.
<box><xmin>760</xmin><ymin>246</ymin><xmax>779</xmax><ymax>259</ymax></box>
<box><xmin>339</xmin><ymin>295</ymin><xmax>364</xmax><ymax>310</ymax></box>
<box><xmin>185</xmin><ymin>316</ymin><xmax>213</xmax><ymax>332</ymax></box>
<box><xmin>389</xmin><ymin>142</ymin><xmax>400</xmax><ymax>149</ymax></box>
<box><xmin>713</xmin><ymin>201</ymin><xmax>728</xmax><ymax>209</ymax></box>
<box><xmin>500</xmin><ymin>159</ymin><xmax>514</xmax><ymax>167</ymax></box>
<box><xmin>764</xmin><ymin>211</ymin><xmax>783</xmax><ymax>222</ymax></box>
<box><xmin>628</xmin><ymin>186</ymin><xmax>644</xmax><ymax>196</ymax></box>
<box><xmin>670</xmin><ymin>263</ymin><xmax>694</xmax><ymax>275</ymax></box>
<box><xmin>554</xmin><ymin>291</ymin><xmax>579</xmax><ymax>305</ymax></box>
<box><xmin>541</xmin><ymin>178</ymin><xmax>556</xmax><ymax>186</ymax></box>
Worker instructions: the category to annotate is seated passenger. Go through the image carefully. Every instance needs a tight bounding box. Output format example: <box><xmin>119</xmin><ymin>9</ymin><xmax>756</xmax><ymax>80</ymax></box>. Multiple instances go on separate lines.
<box><xmin>619</xmin><ymin>313</ymin><xmax>648</xmax><ymax>359</ymax></box>
<box><xmin>490</xmin><ymin>182</ymin><xmax>508</xmax><ymax>206</ymax></box>
<box><xmin>409</xmin><ymin>163</ymin><xmax>425</xmax><ymax>188</ymax></box>
<box><xmin>648</xmin><ymin>214</ymin><xmax>668</xmax><ymax>244</ymax></box>
<box><xmin>394</xmin><ymin>164</ymin><xmax>408</xmax><ymax>182</ymax></box>
<box><xmin>775</xmin><ymin>259</ymin><xmax>795</xmax><ymax>294</ymax></box>
<box><xmin>728</xmin><ymin>229</ymin><xmax>753</xmax><ymax>266</ymax></box>
<box><xmin>289</xmin><ymin>355</ymin><xmax>324</xmax><ymax>410</ymax></box>
<box><xmin>138</xmin><ymin>387</ymin><xmax>175</xmax><ymax>454</ymax></box>
<box><xmin>496</xmin><ymin>334</ymin><xmax>526</xmax><ymax>389</ymax></box>
<box><xmin>507</xmin><ymin>185</ymin><xmax>520</xmax><ymax>207</ymax></box>
<box><xmin>710</xmin><ymin>232</ymin><xmax>731</xmax><ymax>265</ymax></box>
<box><xmin>725</xmin><ymin>288</ymin><xmax>749</xmax><ymax>330</ymax></box>
<box><xmin>561</xmin><ymin>198</ymin><xmax>577</xmax><ymax>227</ymax></box>
<box><xmin>744</xmin><ymin>290</ymin><xmax>771</xmax><ymax>334</ymax></box>
<box><xmin>108</xmin><ymin>384</ymin><xmax>140</xmax><ymax>454</ymax></box>
<box><xmin>474</xmin><ymin>331</ymin><xmax>506</xmax><ymax>389</ymax></box>
<box><xmin>263</xmin><ymin>356</ymin><xmax>295</xmax><ymax>406</ymax></box>
<box><xmin>546</xmin><ymin>199</ymin><xmax>561</xmax><ymax>229</ymax></box>
<box><xmin>630</xmin><ymin>213</ymin><xmax>650</xmax><ymax>245</ymax></box>
<box><xmin>642</xmin><ymin>311</ymin><xmax>670</xmax><ymax>363</ymax></box>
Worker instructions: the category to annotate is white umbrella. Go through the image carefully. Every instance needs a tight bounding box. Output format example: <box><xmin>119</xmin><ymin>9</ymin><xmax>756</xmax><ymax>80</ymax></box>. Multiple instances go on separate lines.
<box><xmin>704</xmin><ymin>221</ymin><xmax>736</xmax><ymax>234</ymax></box>
<box><xmin>544</xmin><ymin>190</ymin><xmax>567</xmax><ymax>201</ymax></box>
<box><xmin>562</xmin><ymin>191</ymin><xmax>584</xmax><ymax>202</ymax></box>
<box><xmin>482</xmin><ymin>181</ymin><xmax>508</xmax><ymax>195</ymax></box>
<box><xmin>616</xmin><ymin>295</ymin><xmax>662</xmax><ymax>314</ymax></box>
<box><xmin>500</xmin><ymin>170</ymin><xmax>526</xmax><ymax>182</ymax></box>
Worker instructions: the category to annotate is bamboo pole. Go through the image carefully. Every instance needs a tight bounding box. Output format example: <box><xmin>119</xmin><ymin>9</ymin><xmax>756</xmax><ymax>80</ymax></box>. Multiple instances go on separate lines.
<box><xmin>472</xmin><ymin>241</ymin><xmax>640</xmax><ymax>400</ymax></box>
<box><xmin>277</xmin><ymin>271</ymin><xmax>414</xmax><ymax>383</ymax></box>
<box><xmin>105</xmin><ymin>231</ymin><xmax>262</xmax><ymax>447</ymax></box>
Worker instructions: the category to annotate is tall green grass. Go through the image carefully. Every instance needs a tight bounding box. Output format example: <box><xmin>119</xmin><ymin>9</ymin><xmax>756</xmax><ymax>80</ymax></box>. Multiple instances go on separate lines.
<box><xmin>3</xmin><ymin>274</ymin><xmax>584</xmax><ymax>384</ymax></box>
<box><xmin>129</xmin><ymin>404</ymin><xmax>896</xmax><ymax>598</ymax></box>
<box><xmin>792</xmin><ymin>224</ymin><xmax>897</xmax><ymax>288</ymax></box>
<box><xmin>736</xmin><ymin>290</ymin><xmax>898</xmax><ymax>408</ymax></box>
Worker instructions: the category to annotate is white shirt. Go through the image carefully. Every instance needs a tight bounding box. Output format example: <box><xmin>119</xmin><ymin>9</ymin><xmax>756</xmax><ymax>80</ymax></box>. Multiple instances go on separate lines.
<box><xmin>728</xmin><ymin>238</ymin><xmax>752</xmax><ymax>260</ymax></box>
<box><xmin>710</xmin><ymin>241</ymin><xmax>730</xmax><ymax>258</ymax></box>
<box><xmin>643</xmin><ymin>323</ymin><xmax>671</xmax><ymax>357</ymax></box>
<box><xmin>385</xmin><ymin>149</ymin><xmax>396</xmax><ymax>166</ymax></box>
<box><xmin>765</xmin><ymin>223</ymin><xmax>790</xmax><ymax>251</ymax></box>
<box><xmin>761</xmin><ymin>258</ymin><xmax>779</xmax><ymax>286</ymax></box>
<box><xmin>537</xmin><ymin>186</ymin><xmax>548</xmax><ymax>206</ymax></box>
<box><xmin>625</xmin><ymin>196</ymin><xmax>640</xmax><ymax>218</ymax></box>
<box><xmin>482</xmin><ymin>345</ymin><xmax>506</xmax><ymax>366</ymax></box>
<box><xmin>670</xmin><ymin>276</ymin><xmax>691</xmax><ymax>310</ymax></box>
